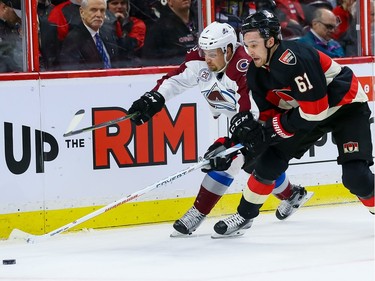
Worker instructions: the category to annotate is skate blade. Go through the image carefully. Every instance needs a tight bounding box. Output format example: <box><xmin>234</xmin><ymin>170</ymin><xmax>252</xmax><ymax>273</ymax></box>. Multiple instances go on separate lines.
<box><xmin>303</xmin><ymin>191</ymin><xmax>314</xmax><ymax>203</ymax></box>
<box><xmin>277</xmin><ymin>191</ymin><xmax>315</xmax><ymax>220</ymax></box>
<box><xmin>296</xmin><ymin>191</ymin><xmax>314</xmax><ymax>209</ymax></box>
<box><xmin>170</xmin><ymin>231</ymin><xmax>197</xmax><ymax>238</ymax></box>
<box><xmin>210</xmin><ymin>229</ymin><xmax>247</xmax><ymax>239</ymax></box>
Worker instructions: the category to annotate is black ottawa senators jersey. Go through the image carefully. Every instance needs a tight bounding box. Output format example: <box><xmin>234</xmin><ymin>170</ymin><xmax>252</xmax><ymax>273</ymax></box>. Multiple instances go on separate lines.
<box><xmin>246</xmin><ymin>40</ymin><xmax>368</xmax><ymax>131</ymax></box>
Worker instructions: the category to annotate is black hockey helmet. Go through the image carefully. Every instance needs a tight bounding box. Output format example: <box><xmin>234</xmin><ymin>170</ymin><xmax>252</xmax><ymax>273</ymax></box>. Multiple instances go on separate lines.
<box><xmin>241</xmin><ymin>10</ymin><xmax>281</xmax><ymax>40</ymax></box>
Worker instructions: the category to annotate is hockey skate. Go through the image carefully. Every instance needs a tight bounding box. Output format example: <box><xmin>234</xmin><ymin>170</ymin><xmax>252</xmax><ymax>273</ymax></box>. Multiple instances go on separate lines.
<box><xmin>276</xmin><ymin>185</ymin><xmax>314</xmax><ymax>220</ymax></box>
<box><xmin>211</xmin><ymin>212</ymin><xmax>253</xmax><ymax>239</ymax></box>
<box><xmin>170</xmin><ymin>206</ymin><xmax>206</xmax><ymax>237</ymax></box>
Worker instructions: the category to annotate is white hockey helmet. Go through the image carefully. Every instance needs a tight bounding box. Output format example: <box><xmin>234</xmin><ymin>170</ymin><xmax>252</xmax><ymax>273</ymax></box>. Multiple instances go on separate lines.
<box><xmin>199</xmin><ymin>22</ymin><xmax>238</xmax><ymax>54</ymax></box>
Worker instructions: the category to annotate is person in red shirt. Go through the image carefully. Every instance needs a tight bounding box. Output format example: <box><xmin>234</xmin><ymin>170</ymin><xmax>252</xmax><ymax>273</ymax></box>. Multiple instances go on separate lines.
<box><xmin>332</xmin><ymin>0</ymin><xmax>356</xmax><ymax>40</ymax></box>
<box><xmin>107</xmin><ymin>0</ymin><xmax>146</xmax><ymax>63</ymax></box>
<box><xmin>274</xmin><ymin>0</ymin><xmax>307</xmax><ymax>38</ymax></box>
<box><xmin>107</xmin><ymin>0</ymin><xmax>145</xmax><ymax>50</ymax></box>
<box><xmin>332</xmin><ymin>0</ymin><xmax>357</xmax><ymax>56</ymax></box>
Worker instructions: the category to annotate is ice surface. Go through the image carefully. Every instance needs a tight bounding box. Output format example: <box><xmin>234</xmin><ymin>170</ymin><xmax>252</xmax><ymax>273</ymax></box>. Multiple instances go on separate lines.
<box><xmin>0</xmin><ymin>204</ymin><xmax>374</xmax><ymax>281</ymax></box>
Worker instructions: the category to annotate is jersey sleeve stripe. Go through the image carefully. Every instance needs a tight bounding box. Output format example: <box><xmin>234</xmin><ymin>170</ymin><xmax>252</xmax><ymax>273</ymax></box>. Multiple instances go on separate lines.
<box><xmin>298</xmin><ymin>95</ymin><xmax>329</xmax><ymax>120</ymax></box>
<box><xmin>318</xmin><ymin>50</ymin><xmax>334</xmax><ymax>73</ymax></box>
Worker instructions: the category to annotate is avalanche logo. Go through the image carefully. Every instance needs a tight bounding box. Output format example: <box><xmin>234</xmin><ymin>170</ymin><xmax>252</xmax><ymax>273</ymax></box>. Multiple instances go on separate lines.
<box><xmin>198</xmin><ymin>68</ymin><xmax>212</xmax><ymax>82</ymax></box>
<box><xmin>236</xmin><ymin>59</ymin><xmax>249</xmax><ymax>72</ymax></box>
<box><xmin>279</xmin><ymin>49</ymin><xmax>296</xmax><ymax>65</ymax></box>
<box><xmin>203</xmin><ymin>83</ymin><xmax>236</xmax><ymax>111</ymax></box>
<box><xmin>343</xmin><ymin>142</ymin><xmax>359</xmax><ymax>153</ymax></box>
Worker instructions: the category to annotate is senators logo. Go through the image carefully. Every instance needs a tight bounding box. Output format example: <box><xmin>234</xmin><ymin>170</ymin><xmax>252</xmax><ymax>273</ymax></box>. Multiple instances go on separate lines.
<box><xmin>279</xmin><ymin>49</ymin><xmax>297</xmax><ymax>65</ymax></box>
<box><xmin>343</xmin><ymin>142</ymin><xmax>359</xmax><ymax>153</ymax></box>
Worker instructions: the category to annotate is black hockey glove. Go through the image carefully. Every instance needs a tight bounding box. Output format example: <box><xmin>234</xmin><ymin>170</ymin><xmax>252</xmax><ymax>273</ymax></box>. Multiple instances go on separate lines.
<box><xmin>201</xmin><ymin>137</ymin><xmax>237</xmax><ymax>173</ymax></box>
<box><xmin>230</xmin><ymin>112</ymin><xmax>294</xmax><ymax>157</ymax></box>
<box><xmin>229</xmin><ymin>111</ymin><xmax>264</xmax><ymax>155</ymax></box>
<box><xmin>128</xmin><ymin>91</ymin><xmax>165</xmax><ymax>125</ymax></box>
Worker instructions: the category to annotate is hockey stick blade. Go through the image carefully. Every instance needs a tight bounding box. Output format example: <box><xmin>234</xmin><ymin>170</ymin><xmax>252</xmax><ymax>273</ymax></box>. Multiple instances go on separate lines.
<box><xmin>8</xmin><ymin>144</ymin><xmax>243</xmax><ymax>243</ymax></box>
<box><xmin>63</xmin><ymin>111</ymin><xmax>139</xmax><ymax>137</ymax></box>
<box><xmin>7</xmin><ymin>229</ymin><xmax>40</xmax><ymax>243</ymax></box>
<box><xmin>63</xmin><ymin>109</ymin><xmax>85</xmax><ymax>137</ymax></box>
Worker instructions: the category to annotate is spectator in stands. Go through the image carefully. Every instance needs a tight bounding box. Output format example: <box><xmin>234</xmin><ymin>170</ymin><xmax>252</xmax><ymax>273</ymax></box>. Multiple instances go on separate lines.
<box><xmin>300</xmin><ymin>0</ymin><xmax>333</xmax><ymax>25</ymax></box>
<box><xmin>128</xmin><ymin>0</ymin><xmax>160</xmax><ymax>26</ymax></box>
<box><xmin>38</xmin><ymin>0</ymin><xmax>54</xmax><ymax>19</ymax></box>
<box><xmin>298</xmin><ymin>7</ymin><xmax>344</xmax><ymax>57</ymax></box>
<box><xmin>0</xmin><ymin>0</ymin><xmax>22</xmax><ymax>72</ymax></box>
<box><xmin>38</xmin><ymin>0</ymin><xmax>55</xmax><ymax>70</ymax></box>
<box><xmin>274</xmin><ymin>0</ymin><xmax>308</xmax><ymax>39</ymax></box>
<box><xmin>332</xmin><ymin>0</ymin><xmax>357</xmax><ymax>56</ymax></box>
<box><xmin>41</xmin><ymin>0</ymin><xmax>120</xmax><ymax>69</ymax></box>
<box><xmin>58</xmin><ymin>0</ymin><xmax>119</xmax><ymax>70</ymax></box>
<box><xmin>214</xmin><ymin>0</ymin><xmax>243</xmax><ymax>32</ymax></box>
<box><xmin>241</xmin><ymin>0</ymin><xmax>306</xmax><ymax>39</ymax></box>
<box><xmin>142</xmin><ymin>0</ymin><xmax>198</xmax><ymax>65</ymax></box>
<box><xmin>106</xmin><ymin>0</ymin><xmax>146</xmax><ymax>65</ymax></box>
<box><xmin>41</xmin><ymin>0</ymin><xmax>83</xmax><ymax>69</ymax></box>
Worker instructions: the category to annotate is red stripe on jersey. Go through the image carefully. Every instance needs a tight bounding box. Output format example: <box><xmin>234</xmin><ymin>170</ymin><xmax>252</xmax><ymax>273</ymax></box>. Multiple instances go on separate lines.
<box><xmin>358</xmin><ymin>196</ymin><xmax>375</xmax><ymax>208</ymax></box>
<box><xmin>266</xmin><ymin>89</ymin><xmax>282</xmax><ymax>105</ymax></box>
<box><xmin>247</xmin><ymin>176</ymin><xmax>275</xmax><ymax>196</ymax></box>
<box><xmin>337</xmin><ymin>73</ymin><xmax>359</xmax><ymax>106</ymax></box>
<box><xmin>259</xmin><ymin>108</ymin><xmax>281</xmax><ymax>122</ymax></box>
<box><xmin>318</xmin><ymin>51</ymin><xmax>333</xmax><ymax>73</ymax></box>
<box><xmin>299</xmin><ymin>95</ymin><xmax>329</xmax><ymax>116</ymax></box>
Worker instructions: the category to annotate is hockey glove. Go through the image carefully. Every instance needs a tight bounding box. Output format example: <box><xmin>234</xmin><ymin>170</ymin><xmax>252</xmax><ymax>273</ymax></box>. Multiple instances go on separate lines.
<box><xmin>128</xmin><ymin>91</ymin><xmax>165</xmax><ymax>125</ymax></box>
<box><xmin>230</xmin><ymin>112</ymin><xmax>294</xmax><ymax>156</ymax></box>
<box><xmin>201</xmin><ymin>137</ymin><xmax>237</xmax><ymax>173</ymax></box>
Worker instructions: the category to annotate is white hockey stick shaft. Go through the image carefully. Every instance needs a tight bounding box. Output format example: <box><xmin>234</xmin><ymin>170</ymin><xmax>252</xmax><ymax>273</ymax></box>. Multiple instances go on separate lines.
<box><xmin>13</xmin><ymin>144</ymin><xmax>243</xmax><ymax>243</ymax></box>
<box><xmin>63</xmin><ymin>110</ymin><xmax>139</xmax><ymax>137</ymax></box>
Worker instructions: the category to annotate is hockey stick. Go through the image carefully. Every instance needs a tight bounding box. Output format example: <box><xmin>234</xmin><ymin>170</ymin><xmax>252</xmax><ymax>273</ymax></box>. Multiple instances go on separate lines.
<box><xmin>63</xmin><ymin>110</ymin><xmax>139</xmax><ymax>137</ymax></box>
<box><xmin>9</xmin><ymin>143</ymin><xmax>244</xmax><ymax>243</ymax></box>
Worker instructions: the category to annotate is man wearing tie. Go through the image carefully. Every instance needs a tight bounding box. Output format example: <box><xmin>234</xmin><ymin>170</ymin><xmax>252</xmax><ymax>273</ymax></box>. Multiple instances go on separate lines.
<box><xmin>58</xmin><ymin>0</ymin><xmax>119</xmax><ymax>70</ymax></box>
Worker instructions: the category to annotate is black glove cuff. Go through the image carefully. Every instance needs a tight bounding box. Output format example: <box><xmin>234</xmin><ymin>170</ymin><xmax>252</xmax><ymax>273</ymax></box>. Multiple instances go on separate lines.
<box><xmin>143</xmin><ymin>91</ymin><xmax>165</xmax><ymax>112</ymax></box>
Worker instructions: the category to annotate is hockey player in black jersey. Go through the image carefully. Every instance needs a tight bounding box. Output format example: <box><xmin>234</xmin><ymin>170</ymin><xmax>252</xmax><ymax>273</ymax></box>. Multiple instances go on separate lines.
<box><xmin>212</xmin><ymin>10</ymin><xmax>374</xmax><ymax>238</ymax></box>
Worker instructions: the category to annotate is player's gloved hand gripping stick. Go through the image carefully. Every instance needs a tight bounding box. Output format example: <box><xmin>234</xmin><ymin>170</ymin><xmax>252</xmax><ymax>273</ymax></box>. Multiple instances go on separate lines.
<box><xmin>63</xmin><ymin>91</ymin><xmax>164</xmax><ymax>137</ymax></box>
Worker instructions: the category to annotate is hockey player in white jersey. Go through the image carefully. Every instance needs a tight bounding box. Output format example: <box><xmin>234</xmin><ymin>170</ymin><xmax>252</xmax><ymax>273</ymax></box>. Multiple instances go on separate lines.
<box><xmin>128</xmin><ymin>21</ymin><xmax>313</xmax><ymax>237</ymax></box>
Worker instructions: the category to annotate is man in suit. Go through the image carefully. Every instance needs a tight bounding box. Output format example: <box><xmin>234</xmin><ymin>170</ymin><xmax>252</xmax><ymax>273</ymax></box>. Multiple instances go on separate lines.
<box><xmin>58</xmin><ymin>0</ymin><xmax>119</xmax><ymax>70</ymax></box>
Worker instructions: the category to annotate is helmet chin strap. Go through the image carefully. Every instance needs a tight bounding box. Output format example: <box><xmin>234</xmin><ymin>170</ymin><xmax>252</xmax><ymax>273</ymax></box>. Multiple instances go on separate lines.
<box><xmin>263</xmin><ymin>39</ymin><xmax>273</xmax><ymax>65</ymax></box>
<box><xmin>215</xmin><ymin>47</ymin><xmax>234</xmax><ymax>73</ymax></box>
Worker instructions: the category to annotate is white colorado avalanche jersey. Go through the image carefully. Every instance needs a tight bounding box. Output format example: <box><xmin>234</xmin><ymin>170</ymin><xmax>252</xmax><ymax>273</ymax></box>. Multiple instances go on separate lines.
<box><xmin>152</xmin><ymin>45</ymin><xmax>252</xmax><ymax>120</ymax></box>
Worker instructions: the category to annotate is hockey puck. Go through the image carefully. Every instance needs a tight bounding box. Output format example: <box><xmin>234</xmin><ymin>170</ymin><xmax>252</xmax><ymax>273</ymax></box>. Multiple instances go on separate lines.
<box><xmin>2</xmin><ymin>259</ymin><xmax>16</xmax><ymax>265</ymax></box>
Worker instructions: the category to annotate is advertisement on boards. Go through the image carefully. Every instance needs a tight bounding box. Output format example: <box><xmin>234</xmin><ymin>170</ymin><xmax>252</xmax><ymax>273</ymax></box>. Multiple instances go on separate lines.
<box><xmin>0</xmin><ymin>64</ymin><xmax>374</xmax><ymax>215</ymax></box>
